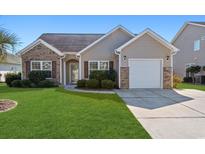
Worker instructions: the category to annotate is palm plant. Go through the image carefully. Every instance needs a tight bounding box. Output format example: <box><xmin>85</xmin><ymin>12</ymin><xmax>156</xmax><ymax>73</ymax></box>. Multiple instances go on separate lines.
<box><xmin>0</xmin><ymin>27</ymin><xmax>20</xmax><ymax>62</ymax></box>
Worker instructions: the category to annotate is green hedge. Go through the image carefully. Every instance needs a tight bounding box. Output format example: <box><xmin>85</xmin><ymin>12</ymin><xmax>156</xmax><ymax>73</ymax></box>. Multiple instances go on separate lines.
<box><xmin>38</xmin><ymin>80</ymin><xmax>57</xmax><ymax>88</ymax></box>
<box><xmin>89</xmin><ymin>70</ymin><xmax>117</xmax><ymax>82</ymax></box>
<box><xmin>85</xmin><ymin>79</ymin><xmax>100</xmax><ymax>89</ymax></box>
<box><xmin>77</xmin><ymin>79</ymin><xmax>86</xmax><ymax>88</ymax></box>
<box><xmin>28</xmin><ymin>71</ymin><xmax>50</xmax><ymax>84</ymax></box>
<box><xmin>5</xmin><ymin>73</ymin><xmax>21</xmax><ymax>87</ymax></box>
<box><xmin>101</xmin><ymin>80</ymin><xmax>115</xmax><ymax>89</ymax></box>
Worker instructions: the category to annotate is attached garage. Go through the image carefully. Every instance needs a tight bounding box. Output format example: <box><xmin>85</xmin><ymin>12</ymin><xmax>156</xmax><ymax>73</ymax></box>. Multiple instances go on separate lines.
<box><xmin>115</xmin><ymin>29</ymin><xmax>179</xmax><ymax>89</ymax></box>
<box><xmin>128</xmin><ymin>59</ymin><xmax>163</xmax><ymax>88</ymax></box>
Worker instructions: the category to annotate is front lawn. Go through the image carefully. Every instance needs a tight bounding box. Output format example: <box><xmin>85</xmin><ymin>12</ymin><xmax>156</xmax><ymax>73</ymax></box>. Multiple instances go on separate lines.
<box><xmin>0</xmin><ymin>84</ymin><xmax>150</xmax><ymax>138</ymax></box>
<box><xmin>177</xmin><ymin>83</ymin><xmax>205</xmax><ymax>91</ymax></box>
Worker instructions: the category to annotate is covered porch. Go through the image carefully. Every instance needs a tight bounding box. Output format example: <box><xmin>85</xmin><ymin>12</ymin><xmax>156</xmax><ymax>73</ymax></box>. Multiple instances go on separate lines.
<box><xmin>61</xmin><ymin>54</ymin><xmax>79</xmax><ymax>85</ymax></box>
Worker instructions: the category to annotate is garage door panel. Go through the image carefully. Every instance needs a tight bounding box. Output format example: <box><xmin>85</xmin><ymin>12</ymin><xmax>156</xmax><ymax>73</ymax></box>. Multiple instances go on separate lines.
<box><xmin>129</xmin><ymin>59</ymin><xmax>162</xmax><ymax>88</ymax></box>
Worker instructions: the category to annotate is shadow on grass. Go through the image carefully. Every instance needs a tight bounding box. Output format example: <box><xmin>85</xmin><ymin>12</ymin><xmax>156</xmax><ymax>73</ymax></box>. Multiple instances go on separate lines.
<box><xmin>56</xmin><ymin>88</ymin><xmax>121</xmax><ymax>102</ymax></box>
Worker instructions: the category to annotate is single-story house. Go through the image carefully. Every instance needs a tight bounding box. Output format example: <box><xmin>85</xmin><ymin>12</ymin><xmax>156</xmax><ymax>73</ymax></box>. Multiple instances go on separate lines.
<box><xmin>18</xmin><ymin>25</ymin><xmax>178</xmax><ymax>88</ymax></box>
<box><xmin>0</xmin><ymin>53</ymin><xmax>21</xmax><ymax>82</ymax></box>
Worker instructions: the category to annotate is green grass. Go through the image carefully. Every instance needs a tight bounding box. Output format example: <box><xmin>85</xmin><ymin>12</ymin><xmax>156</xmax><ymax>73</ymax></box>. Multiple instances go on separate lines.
<box><xmin>0</xmin><ymin>84</ymin><xmax>150</xmax><ymax>139</ymax></box>
<box><xmin>177</xmin><ymin>83</ymin><xmax>205</xmax><ymax>91</ymax></box>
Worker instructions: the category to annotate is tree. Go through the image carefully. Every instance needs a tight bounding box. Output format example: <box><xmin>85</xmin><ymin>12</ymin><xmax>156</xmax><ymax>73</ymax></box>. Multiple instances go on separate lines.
<box><xmin>186</xmin><ymin>65</ymin><xmax>201</xmax><ymax>83</ymax></box>
<box><xmin>0</xmin><ymin>27</ymin><xmax>20</xmax><ymax>62</ymax></box>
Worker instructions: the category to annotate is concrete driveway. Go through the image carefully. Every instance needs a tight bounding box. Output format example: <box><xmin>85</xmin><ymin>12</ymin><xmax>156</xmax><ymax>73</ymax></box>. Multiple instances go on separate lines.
<box><xmin>115</xmin><ymin>89</ymin><xmax>205</xmax><ymax>139</ymax></box>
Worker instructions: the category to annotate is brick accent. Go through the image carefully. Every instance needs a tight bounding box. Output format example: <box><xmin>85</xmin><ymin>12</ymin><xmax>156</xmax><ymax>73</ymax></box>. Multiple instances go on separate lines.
<box><xmin>120</xmin><ymin>67</ymin><xmax>129</xmax><ymax>89</ymax></box>
<box><xmin>21</xmin><ymin>43</ymin><xmax>61</xmax><ymax>83</ymax></box>
<box><xmin>163</xmin><ymin>67</ymin><xmax>172</xmax><ymax>89</ymax></box>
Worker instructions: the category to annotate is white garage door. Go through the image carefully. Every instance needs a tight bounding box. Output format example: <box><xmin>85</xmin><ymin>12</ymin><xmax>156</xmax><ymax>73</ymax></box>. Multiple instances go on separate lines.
<box><xmin>129</xmin><ymin>59</ymin><xmax>162</xmax><ymax>88</ymax></box>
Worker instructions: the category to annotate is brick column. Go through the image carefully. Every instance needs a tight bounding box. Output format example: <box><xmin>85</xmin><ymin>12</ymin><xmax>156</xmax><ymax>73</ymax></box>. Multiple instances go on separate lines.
<box><xmin>120</xmin><ymin>67</ymin><xmax>129</xmax><ymax>89</ymax></box>
<box><xmin>163</xmin><ymin>67</ymin><xmax>172</xmax><ymax>89</ymax></box>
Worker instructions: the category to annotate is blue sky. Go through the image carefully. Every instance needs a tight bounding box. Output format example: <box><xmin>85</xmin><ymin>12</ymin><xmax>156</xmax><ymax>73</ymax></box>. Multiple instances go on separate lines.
<box><xmin>1</xmin><ymin>15</ymin><xmax>205</xmax><ymax>51</ymax></box>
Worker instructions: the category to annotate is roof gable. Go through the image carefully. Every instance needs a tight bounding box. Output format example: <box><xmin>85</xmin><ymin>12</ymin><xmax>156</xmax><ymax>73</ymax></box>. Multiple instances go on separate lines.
<box><xmin>18</xmin><ymin>39</ymin><xmax>64</xmax><ymax>56</ymax></box>
<box><xmin>116</xmin><ymin>28</ymin><xmax>179</xmax><ymax>54</ymax></box>
<box><xmin>172</xmin><ymin>21</ymin><xmax>205</xmax><ymax>43</ymax></box>
<box><xmin>76</xmin><ymin>25</ymin><xmax>135</xmax><ymax>56</ymax></box>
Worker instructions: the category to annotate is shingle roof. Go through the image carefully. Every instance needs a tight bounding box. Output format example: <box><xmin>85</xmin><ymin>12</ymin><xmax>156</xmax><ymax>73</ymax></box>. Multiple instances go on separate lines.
<box><xmin>190</xmin><ymin>21</ymin><xmax>205</xmax><ymax>25</ymax></box>
<box><xmin>39</xmin><ymin>33</ymin><xmax>104</xmax><ymax>52</ymax></box>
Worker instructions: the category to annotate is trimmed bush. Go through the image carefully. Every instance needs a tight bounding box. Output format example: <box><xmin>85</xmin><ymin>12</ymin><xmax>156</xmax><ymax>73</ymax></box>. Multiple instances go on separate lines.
<box><xmin>77</xmin><ymin>79</ymin><xmax>86</xmax><ymax>88</ymax></box>
<box><xmin>85</xmin><ymin>79</ymin><xmax>100</xmax><ymax>89</ymax></box>
<box><xmin>38</xmin><ymin>80</ymin><xmax>57</xmax><ymax>88</ymax></box>
<box><xmin>183</xmin><ymin>77</ymin><xmax>193</xmax><ymax>83</ymax></box>
<box><xmin>89</xmin><ymin>70</ymin><xmax>107</xmax><ymax>81</ymax></box>
<box><xmin>21</xmin><ymin>80</ymin><xmax>32</xmax><ymax>88</ymax></box>
<box><xmin>89</xmin><ymin>70</ymin><xmax>117</xmax><ymax>87</ymax></box>
<box><xmin>11</xmin><ymin>80</ymin><xmax>22</xmax><ymax>87</ymax></box>
<box><xmin>101</xmin><ymin>80</ymin><xmax>115</xmax><ymax>89</ymax></box>
<box><xmin>28</xmin><ymin>71</ymin><xmax>49</xmax><ymax>84</ymax></box>
<box><xmin>5</xmin><ymin>73</ymin><xmax>21</xmax><ymax>87</ymax></box>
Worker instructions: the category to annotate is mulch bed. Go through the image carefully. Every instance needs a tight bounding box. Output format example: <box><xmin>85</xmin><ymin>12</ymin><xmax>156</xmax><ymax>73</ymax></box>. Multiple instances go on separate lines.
<box><xmin>0</xmin><ymin>99</ymin><xmax>17</xmax><ymax>112</ymax></box>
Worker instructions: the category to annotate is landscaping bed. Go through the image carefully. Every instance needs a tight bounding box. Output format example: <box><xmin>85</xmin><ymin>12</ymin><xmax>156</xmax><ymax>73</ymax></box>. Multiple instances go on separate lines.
<box><xmin>0</xmin><ymin>99</ymin><xmax>17</xmax><ymax>112</ymax></box>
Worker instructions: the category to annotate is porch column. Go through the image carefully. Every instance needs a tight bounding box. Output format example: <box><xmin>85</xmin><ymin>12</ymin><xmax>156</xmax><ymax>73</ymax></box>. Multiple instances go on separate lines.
<box><xmin>63</xmin><ymin>60</ymin><xmax>66</xmax><ymax>85</ymax></box>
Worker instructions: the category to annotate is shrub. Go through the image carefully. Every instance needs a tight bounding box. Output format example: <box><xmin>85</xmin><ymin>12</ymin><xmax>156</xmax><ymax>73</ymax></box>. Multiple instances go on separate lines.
<box><xmin>77</xmin><ymin>79</ymin><xmax>86</xmax><ymax>88</ymax></box>
<box><xmin>101</xmin><ymin>80</ymin><xmax>115</xmax><ymax>89</ymax></box>
<box><xmin>173</xmin><ymin>74</ymin><xmax>182</xmax><ymax>88</ymax></box>
<box><xmin>183</xmin><ymin>77</ymin><xmax>193</xmax><ymax>83</ymax></box>
<box><xmin>107</xmin><ymin>70</ymin><xmax>117</xmax><ymax>82</ymax></box>
<box><xmin>38</xmin><ymin>79</ymin><xmax>57</xmax><ymax>88</ymax></box>
<box><xmin>5</xmin><ymin>73</ymin><xmax>21</xmax><ymax>87</ymax></box>
<box><xmin>11</xmin><ymin>80</ymin><xmax>22</xmax><ymax>87</ymax></box>
<box><xmin>85</xmin><ymin>79</ymin><xmax>100</xmax><ymax>89</ymax></box>
<box><xmin>21</xmin><ymin>80</ymin><xmax>32</xmax><ymax>88</ymax></box>
<box><xmin>28</xmin><ymin>71</ymin><xmax>49</xmax><ymax>84</ymax></box>
<box><xmin>89</xmin><ymin>70</ymin><xmax>107</xmax><ymax>81</ymax></box>
<box><xmin>89</xmin><ymin>70</ymin><xmax>117</xmax><ymax>83</ymax></box>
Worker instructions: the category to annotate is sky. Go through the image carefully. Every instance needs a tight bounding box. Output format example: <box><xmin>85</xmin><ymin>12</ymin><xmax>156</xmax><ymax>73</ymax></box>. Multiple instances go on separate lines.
<box><xmin>1</xmin><ymin>15</ymin><xmax>205</xmax><ymax>52</ymax></box>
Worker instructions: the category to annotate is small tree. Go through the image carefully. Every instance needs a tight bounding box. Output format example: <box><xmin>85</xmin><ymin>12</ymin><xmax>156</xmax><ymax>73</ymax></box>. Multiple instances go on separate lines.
<box><xmin>186</xmin><ymin>65</ymin><xmax>201</xmax><ymax>83</ymax></box>
<box><xmin>0</xmin><ymin>27</ymin><xmax>20</xmax><ymax>62</ymax></box>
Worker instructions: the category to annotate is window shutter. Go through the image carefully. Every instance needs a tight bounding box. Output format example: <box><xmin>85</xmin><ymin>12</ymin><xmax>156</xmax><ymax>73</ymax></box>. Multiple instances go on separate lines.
<box><xmin>25</xmin><ymin>61</ymin><xmax>30</xmax><ymax>78</ymax></box>
<box><xmin>52</xmin><ymin>61</ymin><xmax>56</xmax><ymax>78</ymax></box>
<box><xmin>84</xmin><ymin>61</ymin><xmax>88</xmax><ymax>78</ymax></box>
<box><xmin>109</xmin><ymin>61</ymin><xmax>114</xmax><ymax>70</ymax></box>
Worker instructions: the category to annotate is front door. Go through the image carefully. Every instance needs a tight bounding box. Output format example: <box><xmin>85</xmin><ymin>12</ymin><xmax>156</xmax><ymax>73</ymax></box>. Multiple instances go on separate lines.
<box><xmin>70</xmin><ymin>63</ymin><xmax>79</xmax><ymax>84</ymax></box>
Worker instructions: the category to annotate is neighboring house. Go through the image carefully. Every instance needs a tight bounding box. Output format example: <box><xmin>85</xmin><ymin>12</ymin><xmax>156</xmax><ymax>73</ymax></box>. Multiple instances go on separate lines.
<box><xmin>172</xmin><ymin>22</ymin><xmax>205</xmax><ymax>78</ymax></box>
<box><xmin>18</xmin><ymin>25</ymin><xmax>178</xmax><ymax>89</ymax></box>
<box><xmin>0</xmin><ymin>53</ymin><xmax>21</xmax><ymax>82</ymax></box>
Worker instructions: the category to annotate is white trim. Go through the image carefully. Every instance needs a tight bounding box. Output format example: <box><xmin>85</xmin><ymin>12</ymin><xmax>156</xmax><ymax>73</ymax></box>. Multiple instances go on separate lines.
<box><xmin>118</xmin><ymin>54</ymin><xmax>121</xmax><ymax>88</ymax></box>
<box><xmin>76</xmin><ymin>25</ymin><xmax>135</xmax><ymax>56</ymax></box>
<box><xmin>116</xmin><ymin>28</ymin><xmax>179</xmax><ymax>53</ymax></box>
<box><xmin>30</xmin><ymin>60</ymin><xmax>52</xmax><ymax>71</ymax></box>
<box><xmin>18</xmin><ymin>39</ymin><xmax>63</xmax><ymax>56</ymax></box>
<box><xmin>88</xmin><ymin>60</ymin><xmax>109</xmax><ymax>76</ymax></box>
<box><xmin>63</xmin><ymin>61</ymin><xmax>66</xmax><ymax>85</ymax></box>
<box><xmin>172</xmin><ymin>22</ymin><xmax>205</xmax><ymax>44</ymax></box>
<box><xmin>63</xmin><ymin>52</ymin><xmax>77</xmax><ymax>55</ymax></box>
<box><xmin>128</xmin><ymin>58</ymin><xmax>163</xmax><ymax>89</ymax></box>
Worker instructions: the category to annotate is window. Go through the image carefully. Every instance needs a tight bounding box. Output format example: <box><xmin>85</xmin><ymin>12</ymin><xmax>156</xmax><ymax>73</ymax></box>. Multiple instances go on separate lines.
<box><xmin>100</xmin><ymin>61</ymin><xmax>109</xmax><ymax>70</ymax></box>
<box><xmin>88</xmin><ymin>61</ymin><xmax>109</xmax><ymax>74</ymax></box>
<box><xmin>31</xmin><ymin>61</ymin><xmax>52</xmax><ymax>78</ymax></box>
<box><xmin>194</xmin><ymin>40</ymin><xmax>200</xmax><ymax>51</ymax></box>
<box><xmin>31</xmin><ymin>61</ymin><xmax>41</xmax><ymax>70</ymax></box>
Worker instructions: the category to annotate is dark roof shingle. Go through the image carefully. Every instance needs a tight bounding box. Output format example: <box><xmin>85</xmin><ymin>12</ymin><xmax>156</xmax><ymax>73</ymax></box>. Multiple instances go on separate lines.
<box><xmin>190</xmin><ymin>21</ymin><xmax>205</xmax><ymax>25</ymax></box>
<box><xmin>39</xmin><ymin>33</ymin><xmax>104</xmax><ymax>52</ymax></box>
